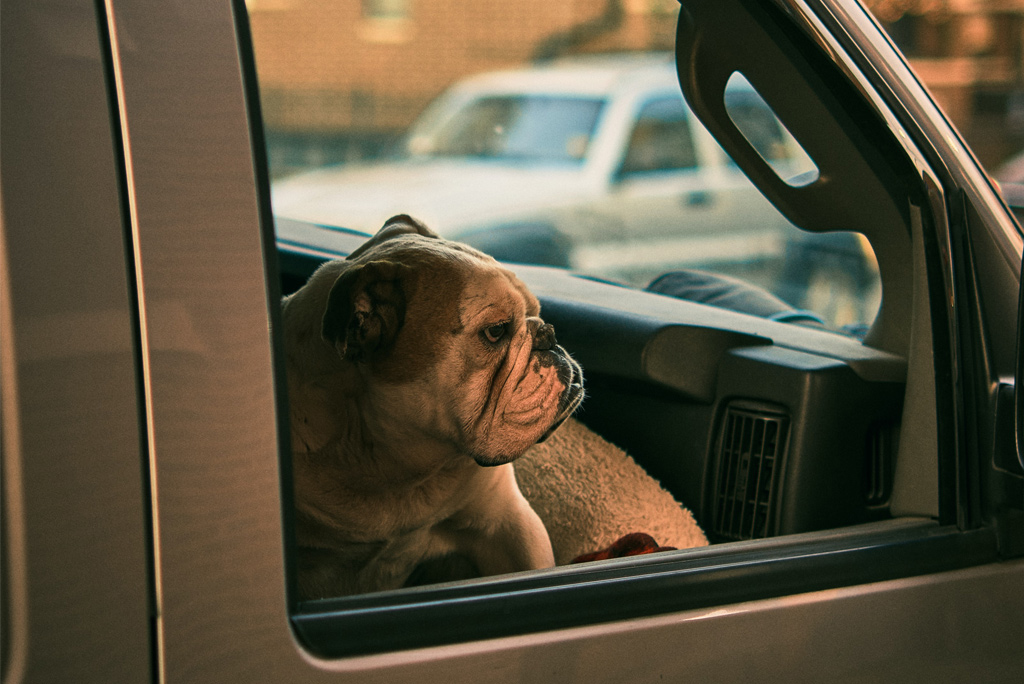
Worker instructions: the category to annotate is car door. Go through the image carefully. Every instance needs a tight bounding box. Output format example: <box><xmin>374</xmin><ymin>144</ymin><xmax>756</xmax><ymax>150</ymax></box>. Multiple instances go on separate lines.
<box><xmin>1</xmin><ymin>1</ymin><xmax>153</xmax><ymax>681</ymax></box>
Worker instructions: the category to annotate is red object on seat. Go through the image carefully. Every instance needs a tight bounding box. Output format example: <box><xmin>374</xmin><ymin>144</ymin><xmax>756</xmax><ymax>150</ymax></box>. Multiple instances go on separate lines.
<box><xmin>570</xmin><ymin>532</ymin><xmax>676</xmax><ymax>564</ymax></box>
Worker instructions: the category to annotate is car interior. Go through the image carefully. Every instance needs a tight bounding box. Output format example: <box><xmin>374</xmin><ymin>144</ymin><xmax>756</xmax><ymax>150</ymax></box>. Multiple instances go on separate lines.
<box><xmin>262</xmin><ymin>0</ymin><xmax>1017</xmax><ymax>658</ymax></box>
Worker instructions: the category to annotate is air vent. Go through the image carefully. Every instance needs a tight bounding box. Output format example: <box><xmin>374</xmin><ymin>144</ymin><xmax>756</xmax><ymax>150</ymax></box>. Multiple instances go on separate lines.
<box><xmin>711</xmin><ymin>403</ymin><xmax>789</xmax><ymax>541</ymax></box>
<box><xmin>865</xmin><ymin>422</ymin><xmax>898</xmax><ymax>507</ymax></box>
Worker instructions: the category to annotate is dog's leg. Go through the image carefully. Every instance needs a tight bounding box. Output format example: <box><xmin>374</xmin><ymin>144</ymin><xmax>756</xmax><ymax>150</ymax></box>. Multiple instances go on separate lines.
<box><xmin>455</xmin><ymin>465</ymin><xmax>555</xmax><ymax>577</ymax></box>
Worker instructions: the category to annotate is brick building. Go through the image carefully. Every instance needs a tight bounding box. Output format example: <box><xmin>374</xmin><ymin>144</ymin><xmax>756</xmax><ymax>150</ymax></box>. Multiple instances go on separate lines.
<box><xmin>869</xmin><ymin>0</ymin><xmax>1024</xmax><ymax>166</ymax></box>
<box><xmin>248</xmin><ymin>0</ymin><xmax>679</xmax><ymax>172</ymax></box>
<box><xmin>248</xmin><ymin>0</ymin><xmax>1024</xmax><ymax>173</ymax></box>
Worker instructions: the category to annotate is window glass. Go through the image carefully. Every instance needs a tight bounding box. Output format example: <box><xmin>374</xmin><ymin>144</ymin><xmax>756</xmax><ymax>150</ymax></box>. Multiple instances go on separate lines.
<box><xmin>724</xmin><ymin>72</ymin><xmax>819</xmax><ymax>187</ymax></box>
<box><xmin>726</xmin><ymin>90</ymin><xmax>789</xmax><ymax>163</ymax></box>
<box><xmin>253</xmin><ymin>0</ymin><xmax>880</xmax><ymax>334</ymax></box>
<box><xmin>405</xmin><ymin>95</ymin><xmax>604</xmax><ymax>162</ymax></box>
<box><xmin>253</xmin><ymin>0</ymin><xmax>880</xmax><ymax>333</ymax></box>
<box><xmin>619</xmin><ymin>96</ymin><xmax>697</xmax><ymax>175</ymax></box>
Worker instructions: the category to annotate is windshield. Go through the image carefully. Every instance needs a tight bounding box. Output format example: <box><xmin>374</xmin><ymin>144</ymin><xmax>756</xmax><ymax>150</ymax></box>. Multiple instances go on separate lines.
<box><xmin>403</xmin><ymin>95</ymin><xmax>605</xmax><ymax>163</ymax></box>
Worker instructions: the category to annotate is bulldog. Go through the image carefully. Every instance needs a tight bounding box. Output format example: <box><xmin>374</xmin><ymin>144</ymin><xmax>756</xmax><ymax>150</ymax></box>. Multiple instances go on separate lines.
<box><xmin>283</xmin><ymin>215</ymin><xmax>584</xmax><ymax>599</ymax></box>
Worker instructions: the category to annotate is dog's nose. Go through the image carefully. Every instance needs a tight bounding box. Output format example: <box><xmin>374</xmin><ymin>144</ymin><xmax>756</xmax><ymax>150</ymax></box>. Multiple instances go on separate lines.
<box><xmin>528</xmin><ymin>317</ymin><xmax>556</xmax><ymax>351</ymax></box>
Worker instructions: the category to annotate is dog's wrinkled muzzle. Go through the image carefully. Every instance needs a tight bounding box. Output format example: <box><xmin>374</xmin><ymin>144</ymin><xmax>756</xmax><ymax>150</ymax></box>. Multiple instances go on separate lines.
<box><xmin>538</xmin><ymin>346</ymin><xmax>584</xmax><ymax>443</ymax></box>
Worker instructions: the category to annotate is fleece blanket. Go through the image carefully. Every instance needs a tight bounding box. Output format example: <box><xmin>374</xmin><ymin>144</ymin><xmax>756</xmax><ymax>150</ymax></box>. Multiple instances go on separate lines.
<box><xmin>515</xmin><ymin>418</ymin><xmax>708</xmax><ymax>565</ymax></box>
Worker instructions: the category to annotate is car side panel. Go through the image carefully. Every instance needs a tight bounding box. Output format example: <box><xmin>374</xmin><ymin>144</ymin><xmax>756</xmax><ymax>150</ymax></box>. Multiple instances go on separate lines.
<box><xmin>308</xmin><ymin>560</ymin><xmax>1023</xmax><ymax>683</ymax></box>
<box><xmin>0</xmin><ymin>1</ymin><xmax>152</xmax><ymax>681</ymax></box>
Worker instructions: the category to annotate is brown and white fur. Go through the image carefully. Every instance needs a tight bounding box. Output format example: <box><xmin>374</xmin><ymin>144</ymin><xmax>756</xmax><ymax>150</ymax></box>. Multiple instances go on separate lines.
<box><xmin>283</xmin><ymin>215</ymin><xmax>583</xmax><ymax>599</ymax></box>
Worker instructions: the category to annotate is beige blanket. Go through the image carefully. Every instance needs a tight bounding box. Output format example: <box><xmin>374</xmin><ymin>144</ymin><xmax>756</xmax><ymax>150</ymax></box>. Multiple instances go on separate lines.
<box><xmin>515</xmin><ymin>418</ymin><xmax>708</xmax><ymax>565</ymax></box>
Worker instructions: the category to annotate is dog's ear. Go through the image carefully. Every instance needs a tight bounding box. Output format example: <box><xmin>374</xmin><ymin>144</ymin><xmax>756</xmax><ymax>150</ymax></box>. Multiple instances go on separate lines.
<box><xmin>346</xmin><ymin>214</ymin><xmax>439</xmax><ymax>261</ymax></box>
<box><xmin>322</xmin><ymin>260</ymin><xmax>411</xmax><ymax>361</ymax></box>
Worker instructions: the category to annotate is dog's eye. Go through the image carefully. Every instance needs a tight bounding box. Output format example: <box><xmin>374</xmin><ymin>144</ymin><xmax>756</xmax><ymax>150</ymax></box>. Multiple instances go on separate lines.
<box><xmin>483</xmin><ymin>323</ymin><xmax>508</xmax><ymax>343</ymax></box>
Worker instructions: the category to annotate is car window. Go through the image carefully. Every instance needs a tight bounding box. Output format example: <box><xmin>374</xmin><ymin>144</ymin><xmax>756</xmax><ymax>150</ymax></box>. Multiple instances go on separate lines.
<box><xmin>723</xmin><ymin>72</ymin><xmax>818</xmax><ymax>187</ymax></box>
<box><xmin>405</xmin><ymin>95</ymin><xmax>604</xmax><ymax>162</ymax></box>
<box><xmin>619</xmin><ymin>96</ymin><xmax>697</xmax><ymax>175</ymax></box>
<box><xmin>231</xmin><ymin>0</ymin><xmax>1023</xmax><ymax>662</ymax></box>
<box><xmin>257</xmin><ymin>16</ymin><xmax>881</xmax><ymax>335</ymax></box>
<box><xmin>246</xmin><ymin>0</ymin><xmax>901</xmax><ymax>622</ymax></box>
<box><xmin>724</xmin><ymin>88</ymin><xmax>792</xmax><ymax>164</ymax></box>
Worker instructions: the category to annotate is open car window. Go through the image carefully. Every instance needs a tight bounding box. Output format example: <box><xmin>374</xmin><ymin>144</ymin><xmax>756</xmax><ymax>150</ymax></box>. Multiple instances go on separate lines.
<box><xmin>619</xmin><ymin>96</ymin><xmax>698</xmax><ymax>174</ymax></box>
<box><xmin>237</xmin><ymin>0</ymin><xmax>1019</xmax><ymax>660</ymax></box>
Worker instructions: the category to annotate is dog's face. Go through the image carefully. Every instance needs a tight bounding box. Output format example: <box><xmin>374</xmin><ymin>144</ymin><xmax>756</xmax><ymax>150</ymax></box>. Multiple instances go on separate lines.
<box><xmin>320</xmin><ymin>216</ymin><xmax>584</xmax><ymax>466</ymax></box>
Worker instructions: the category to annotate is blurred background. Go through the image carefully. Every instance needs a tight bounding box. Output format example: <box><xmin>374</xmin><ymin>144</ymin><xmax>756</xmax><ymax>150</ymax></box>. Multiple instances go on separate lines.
<box><xmin>248</xmin><ymin>1</ymin><xmax>1024</xmax><ymax>333</ymax></box>
<box><xmin>249</xmin><ymin>0</ymin><xmax>1024</xmax><ymax>180</ymax></box>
